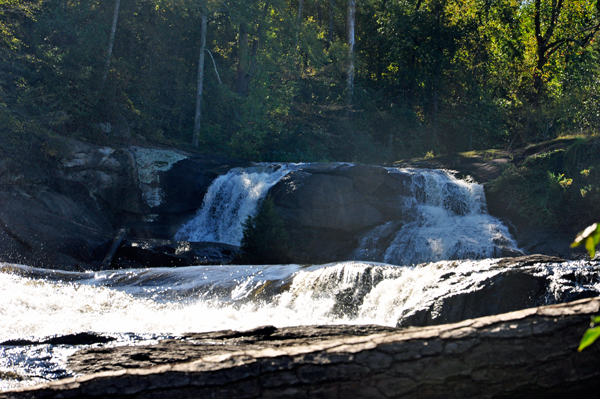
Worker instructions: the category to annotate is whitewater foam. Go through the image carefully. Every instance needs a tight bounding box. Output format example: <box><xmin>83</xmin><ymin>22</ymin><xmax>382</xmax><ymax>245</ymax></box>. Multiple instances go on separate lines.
<box><xmin>175</xmin><ymin>164</ymin><xmax>296</xmax><ymax>245</ymax></box>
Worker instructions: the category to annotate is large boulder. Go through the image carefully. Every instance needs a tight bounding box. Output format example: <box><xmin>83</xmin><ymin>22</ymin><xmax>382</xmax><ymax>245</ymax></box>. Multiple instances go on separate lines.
<box><xmin>270</xmin><ymin>164</ymin><xmax>413</xmax><ymax>263</ymax></box>
<box><xmin>0</xmin><ymin>184</ymin><xmax>113</xmax><ymax>270</ymax></box>
<box><xmin>272</xmin><ymin>172</ymin><xmax>382</xmax><ymax>231</ymax></box>
<box><xmin>396</xmin><ymin>255</ymin><xmax>600</xmax><ymax>327</ymax></box>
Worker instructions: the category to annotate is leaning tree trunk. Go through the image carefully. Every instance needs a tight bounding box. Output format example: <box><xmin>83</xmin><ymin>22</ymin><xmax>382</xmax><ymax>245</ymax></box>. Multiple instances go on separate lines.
<box><xmin>101</xmin><ymin>0</ymin><xmax>121</xmax><ymax>86</ymax></box>
<box><xmin>192</xmin><ymin>13</ymin><xmax>208</xmax><ymax>147</ymax></box>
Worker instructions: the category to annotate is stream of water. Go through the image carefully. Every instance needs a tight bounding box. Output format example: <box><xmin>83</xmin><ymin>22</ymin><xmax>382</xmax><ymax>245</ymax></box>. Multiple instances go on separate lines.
<box><xmin>0</xmin><ymin>165</ymin><xmax>595</xmax><ymax>390</ymax></box>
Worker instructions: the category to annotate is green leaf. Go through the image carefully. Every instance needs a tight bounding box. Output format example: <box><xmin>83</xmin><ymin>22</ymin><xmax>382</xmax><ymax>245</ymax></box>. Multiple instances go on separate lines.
<box><xmin>592</xmin><ymin>316</ymin><xmax>600</xmax><ymax>325</ymax></box>
<box><xmin>578</xmin><ymin>326</ymin><xmax>600</xmax><ymax>351</ymax></box>
<box><xmin>572</xmin><ymin>223</ymin><xmax>600</xmax><ymax>258</ymax></box>
<box><xmin>586</xmin><ymin>236</ymin><xmax>596</xmax><ymax>259</ymax></box>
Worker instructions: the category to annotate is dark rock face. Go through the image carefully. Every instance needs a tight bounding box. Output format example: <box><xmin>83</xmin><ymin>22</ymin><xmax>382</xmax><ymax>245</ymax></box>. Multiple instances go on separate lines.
<box><xmin>3</xmin><ymin>298</ymin><xmax>600</xmax><ymax>399</ymax></box>
<box><xmin>270</xmin><ymin>165</ymin><xmax>412</xmax><ymax>263</ymax></box>
<box><xmin>0</xmin><ymin>139</ymin><xmax>246</xmax><ymax>271</ymax></box>
<box><xmin>113</xmin><ymin>239</ymin><xmax>240</xmax><ymax>268</ymax></box>
<box><xmin>0</xmin><ymin>184</ymin><xmax>113</xmax><ymax>270</ymax></box>
<box><xmin>0</xmin><ymin>137</ymin><xmax>586</xmax><ymax>269</ymax></box>
<box><xmin>396</xmin><ymin>255</ymin><xmax>600</xmax><ymax>328</ymax></box>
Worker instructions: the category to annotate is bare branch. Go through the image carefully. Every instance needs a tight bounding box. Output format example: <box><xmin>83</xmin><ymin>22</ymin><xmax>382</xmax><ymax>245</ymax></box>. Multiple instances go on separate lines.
<box><xmin>205</xmin><ymin>49</ymin><xmax>222</xmax><ymax>85</ymax></box>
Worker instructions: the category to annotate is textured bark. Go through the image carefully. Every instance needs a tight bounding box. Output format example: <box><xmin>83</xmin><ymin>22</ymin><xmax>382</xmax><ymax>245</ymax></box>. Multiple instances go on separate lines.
<box><xmin>192</xmin><ymin>13</ymin><xmax>208</xmax><ymax>147</ymax></box>
<box><xmin>346</xmin><ymin>0</ymin><xmax>355</xmax><ymax>106</ymax></box>
<box><xmin>101</xmin><ymin>0</ymin><xmax>121</xmax><ymax>86</ymax></box>
<box><xmin>327</xmin><ymin>0</ymin><xmax>335</xmax><ymax>45</ymax></box>
<box><xmin>3</xmin><ymin>298</ymin><xmax>600</xmax><ymax>398</ymax></box>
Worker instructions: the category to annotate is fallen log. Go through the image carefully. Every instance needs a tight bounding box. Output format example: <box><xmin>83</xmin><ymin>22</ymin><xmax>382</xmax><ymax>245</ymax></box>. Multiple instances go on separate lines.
<box><xmin>3</xmin><ymin>297</ymin><xmax>600</xmax><ymax>398</ymax></box>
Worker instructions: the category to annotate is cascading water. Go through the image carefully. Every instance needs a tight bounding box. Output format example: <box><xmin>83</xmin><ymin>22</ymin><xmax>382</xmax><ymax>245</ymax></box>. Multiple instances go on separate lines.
<box><xmin>2</xmin><ymin>258</ymin><xmax>600</xmax><ymax>389</ymax></box>
<box><xmin>355</xmin><ymin>168</ymin><xmax>518</xmax><ymax>265</ymax></box>
<box><xmin>174</xmin><ymin>164</ymin><xmax>296</xmax><ymax>245</ymax></box>
<box><xmin>0</xmin><ymin>165</ymin><xmax>584</xmax><ymax>391</ymax></box>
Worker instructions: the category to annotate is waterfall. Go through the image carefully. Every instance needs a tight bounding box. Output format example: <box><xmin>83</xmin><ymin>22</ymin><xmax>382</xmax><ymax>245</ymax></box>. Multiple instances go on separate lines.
<box><xmin>174</xmin><ymin>164</ymin><xmax>295</xmax><ymax>245</ymax></box>
<box><xmin>2</xmin><ymin>258</ymin><xmax>599</xmax><ymax>389</ymax></box>
<box><xmin>177</xmin><ymin>164</ymin><xmax>516</xmax><ymax>262</ymax></box>
<box><xmin>355</xmin><ymin>168</ymin><xmax>518</xmax><ymax>265</ymax></box>
<box><xmin>1</xmin><ymin>259</ymin><xmax>598</xmax><ymax>341</ymax></box>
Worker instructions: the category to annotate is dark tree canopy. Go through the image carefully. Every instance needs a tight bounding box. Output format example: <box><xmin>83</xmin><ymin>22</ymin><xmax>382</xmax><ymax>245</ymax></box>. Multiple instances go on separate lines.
<box><xmin>1</xmin><ymin>0</ymin><xmax>600</xmax><ymax>162</ymax></box>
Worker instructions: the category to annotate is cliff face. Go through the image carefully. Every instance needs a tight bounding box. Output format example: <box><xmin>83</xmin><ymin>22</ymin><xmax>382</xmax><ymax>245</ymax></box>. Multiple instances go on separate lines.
<box><xmin>0</xmin><ymin>139</ymin><xmax>245</xmax><ymax>270</ymax></box>
<box><xmin>2</xmin><ymin>297</ymin><xmax>600</xmax><ymax>399</ymax></box>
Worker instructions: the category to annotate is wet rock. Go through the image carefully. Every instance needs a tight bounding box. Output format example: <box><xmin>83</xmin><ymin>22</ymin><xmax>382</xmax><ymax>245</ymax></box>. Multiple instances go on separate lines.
<box><xmin>111</xmin><ymin>239</ymin><xmax>240</xmax><ymax>268</ymax></box>
<box><xmin>270</xmin><ymin>165</ymin><xmax>413</xmax><ymax>263</ymax></box>
<box><xmin>0</xmin><ymin>333</ymin><xmax>115</xmax><ymax>347</ymax></box>
<box><xmin>4</xmin><ymin>298</ymin><xmax>600</xmax><ymax>398</ymax></box>
<box><xmin>0</xmin><ymin>138</ymin><xmax>245</xmax><ymax>271</ymax></box>
<box><xmin>272</xmin><ymin>173</ymin><xmax>382</xmax><ymax>231</ymax></box>
<box><xmin>396</xmin><ymin>255</ymin><xmax>600</xmax><ymax>328</ymax></box>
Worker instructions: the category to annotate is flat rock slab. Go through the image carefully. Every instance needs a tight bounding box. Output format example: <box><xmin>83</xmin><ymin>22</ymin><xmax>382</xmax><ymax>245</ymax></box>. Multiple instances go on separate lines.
<box><xmin>3</xmin><ymin>298</ymin><xmax>600</xmax><ymax>398</ymax></box>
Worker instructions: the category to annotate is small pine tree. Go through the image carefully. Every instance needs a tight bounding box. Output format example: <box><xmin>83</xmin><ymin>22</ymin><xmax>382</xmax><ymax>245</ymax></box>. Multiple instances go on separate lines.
<box><xmin>240</xmin><ymin>195</ymin><xmax>290</xmax><ymax>264</ymax></box>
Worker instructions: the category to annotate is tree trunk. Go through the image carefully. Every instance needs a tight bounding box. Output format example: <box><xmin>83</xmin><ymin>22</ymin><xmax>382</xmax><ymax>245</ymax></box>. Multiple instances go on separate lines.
<box><xmin>236</xmin><ymin>23</ymin><xmax>250</xmax><ymax>97</ymax></box>
<box><xmin>192</xmin><ymin>13</ymin><xmax>208</xmax><ymax>147</ymax></box>
<box><xmin>101</xmin><ymin>227</ymin><xmax>128</xmax><ymax>271</ymax></box>
<box><xmin>532</xmin><ymin>0</ymin><xmax>563</xmax><ymax>96</ymax></box>
<box><xmin>328</xmin><ymin>0</ymin><xmax>335</xmax><ymax>45</ymax></box>
<box><xmin>346</xmin><ymin>0</ymin><xmax>355</xmax><ymax>107</ymax></box>
<box><xmin>235</xmin><ymin>3</ymin><xmax>270</xmax><ymax>98</ymax></box>
<box><xmin>11</xmin><ymin>298</ymin><xmax>600</xmax><ymax>398</ymax></box>
<box><xmin>101</xmin><ymin>0</ymin><xmax>121</xmax><ymax>86</ymax></box>
<box><xmin>296</xmin><ymin>0</ymin><xmax>304</xmax><ymax>46</ymax></box>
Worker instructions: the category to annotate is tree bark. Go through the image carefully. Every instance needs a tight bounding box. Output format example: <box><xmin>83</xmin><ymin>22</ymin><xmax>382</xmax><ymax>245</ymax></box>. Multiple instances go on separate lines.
<box><xmin>346</xmin><ymin>0</ymin><xmax>355</xmax><ymax>107</ymax></box>
<box><xmin>7</xmin><ymin>298</ymin><xmax>600</xmax><ymax>399</ymax></box>
<box><xmin>328</xmin><ymin>0</ymin><xmax>335</xmax><ymax>45</ymax></box>
<box><xmin>101</xmin><ymin>0</ymin><xmax>121</xmax><ymax>86</ymax></box>
<box><xmin>236</xmin><ymin>23</ymin><xmax>250</xmax><ymax>97</ymax></box>
<box><xmin>192</xmin><ymin>13</ymin><xmax>208</xmax><ymax>147</ymax></box>
<box><xmin>296</xmin><ymin>0</ymin><xmax>304</xmax><ymax>46</ymax></box>
<box><xmin>235</xmin><ymin>3</ymin><xmax>270</xmax><ymax>98</ymax></box>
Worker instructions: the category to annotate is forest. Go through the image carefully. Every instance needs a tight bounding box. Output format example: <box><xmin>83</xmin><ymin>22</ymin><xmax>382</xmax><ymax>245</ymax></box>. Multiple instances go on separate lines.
<box><xmin>1</xmin><ymin>0</ymin><xmax>599</xmax><ymax>163</ymax></box>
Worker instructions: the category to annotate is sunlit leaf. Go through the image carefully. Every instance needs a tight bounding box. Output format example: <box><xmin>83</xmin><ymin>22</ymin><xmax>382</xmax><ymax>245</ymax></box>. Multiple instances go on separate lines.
<box><xmin>571</xmin><ymin>223</ymin><xmax>600</xmax><ymax>259</ymax></box>
<box><xmin>586</xmin><ymin>236</ymin><xmax>596</xmax><ymax>259</ymax></box>
<box><xmin>578</xmin><ymin>326</ymin><xmax>600</xmax><ymax>352</ymax></box>
<box><xmin>572</xmin><ymin>223</ymin><xmax>599</xmax><ymax>245</ymax></box>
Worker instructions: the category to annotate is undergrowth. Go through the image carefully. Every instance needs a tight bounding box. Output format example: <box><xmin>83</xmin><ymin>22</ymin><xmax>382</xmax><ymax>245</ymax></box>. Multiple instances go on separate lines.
<box><xmin>487</xmin><ymin>137</ymin><xmax>600</xmax><ymax>230</ymax></box>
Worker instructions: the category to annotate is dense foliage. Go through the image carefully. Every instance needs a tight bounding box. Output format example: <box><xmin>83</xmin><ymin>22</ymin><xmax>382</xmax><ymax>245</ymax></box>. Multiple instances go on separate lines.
<box><xmin>487</xmin><ymin>137</ymin><xmax>600</xmax><ymax>230</ymax></box>
<box><xmin>239</xmin><ymin>195</ymin><xmax>289</xmax><ymax>264</ymax></box>
<box><xmin>1</xmin><ymin>0</ymin><xmax>600</xmax><ymax>162</ymax></box>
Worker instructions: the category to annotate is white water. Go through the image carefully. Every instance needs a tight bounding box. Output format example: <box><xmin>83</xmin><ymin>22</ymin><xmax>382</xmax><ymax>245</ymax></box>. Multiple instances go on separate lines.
<box><xmin>355</xmin><ymin>169</ymin><xmax>518</xmax><ymax>264</ymax></box>
<box><xmin>0</xmin><ymin>166</ymin><xmax>559</xmax><ymax>390</ymax></box>
<box><xmin>2</xmin><ymin>259</ymin><xmax>600</xmax><ymax>390</ymax></box>
<box><xmin>176</xmin><ymin>164</ymin><xmax>517</xmax><ymax>264</ymax></box>
<box><xmin>2</xmin><ymin>259</ymin><xmax>598</xmax><ymax>341</ymax></box>
<box><xmin>175</xmin><ymin>164</ymin><xmax>296</xmax><ymax>245</ymax></box>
